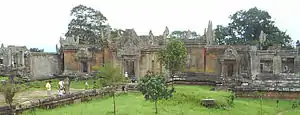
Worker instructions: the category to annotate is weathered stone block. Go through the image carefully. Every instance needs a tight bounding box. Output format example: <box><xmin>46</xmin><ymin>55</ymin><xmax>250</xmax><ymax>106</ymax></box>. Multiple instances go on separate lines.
<box><xmin>201</xmin><ymin>99</ymin><xmax>216</xmax><ymax>108</ymax></box>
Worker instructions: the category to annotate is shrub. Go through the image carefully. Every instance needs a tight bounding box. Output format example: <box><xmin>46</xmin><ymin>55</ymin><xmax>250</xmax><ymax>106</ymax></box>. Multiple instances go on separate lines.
<box><xmin>137</xmin><ymin>73</ymin><xmax>175</xmax><ymax>114</ymax></box>
<box><xmin>0</xmin><ymin>82</ymin><xmax>20</xmax><ymax>113</ymax></box>
<box><xmin>291</xmin><ymin>97</ymin><xmax>300</xmax><ymax>109</ymax></box>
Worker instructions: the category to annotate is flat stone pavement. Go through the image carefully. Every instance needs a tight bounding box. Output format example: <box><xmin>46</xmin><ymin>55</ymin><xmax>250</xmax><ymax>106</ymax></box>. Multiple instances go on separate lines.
<box><xmin>0</xmin><ymin>88</ymin><xmax>84</xmax><ymax>106</ymax></box>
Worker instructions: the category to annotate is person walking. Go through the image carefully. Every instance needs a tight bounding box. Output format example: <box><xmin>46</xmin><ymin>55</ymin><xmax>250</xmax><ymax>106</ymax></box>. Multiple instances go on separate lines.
<box><xmin>64</xmin><ymin>77</ymin><xmax>70</xmax><ymax>94</ymax></box>
<box><xmin>58</xmin><ymin>79</ymin><xmax>65</xmax><ymax>96</ymax></box>
<box><xmin>45</xmin><ymin>81</ymin><xmax>52</xmax><ymax>96</ymax></box>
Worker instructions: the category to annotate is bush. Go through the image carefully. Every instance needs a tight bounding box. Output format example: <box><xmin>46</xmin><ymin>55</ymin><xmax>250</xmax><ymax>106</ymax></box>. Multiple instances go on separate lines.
<box><xmin>0</xmin><ymin>76</ymin><xmax>9</xmax><ymax>81</ymax></box>
<box><xmin>291</xmin><ymin>97</ymin><xmax>300</xmax><ymax>109</ymax></box>
<box><xmin>0</xmin><ymin>82</ymin><xmax>20</xmax><ymax>113</ymax></box>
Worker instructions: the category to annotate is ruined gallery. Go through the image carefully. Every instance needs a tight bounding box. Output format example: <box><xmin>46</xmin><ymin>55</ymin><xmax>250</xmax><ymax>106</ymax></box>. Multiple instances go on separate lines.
<box><xmin>0</xmin><ymin>21</ymin><xmax>300</xmax><ymax>98</ymax></box>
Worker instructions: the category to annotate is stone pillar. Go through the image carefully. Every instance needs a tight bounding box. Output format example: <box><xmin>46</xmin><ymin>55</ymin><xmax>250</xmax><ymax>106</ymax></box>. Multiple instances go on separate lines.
<box><xmin>122</xmin><ymin>59</ymin><xmax>126</xmax><ymax>74</ymax></box>
<box><xmin>135</xmin><ymin>58</ymin><xmax>140</xmax><ymax>80</ymax></box>
<box><xmin>220</xmin><ymin>60</ymin><xmax>225</xmax><ymax>77</ymax></box>
<box><xmin>273</xmin><ymin>55</ymin><xmax>282</xmax><ymax>74</ymax></box>
<box><xmin>234</xmin><ymin>64</ymin><xmax>238</xmax><ymax>76</ymax></box>
<box><xmin>8</xmin><ymin>50</ymin><xmax>12</xmax><ymax>66</ymax></box>
<box><xmin>294</xmin><ymin>56</ymin><xmax>300</xmax><ymax>73</ymax></box>
<box><xmin>250</xmin><ymin>46</ymin><xmax>259</xmax><ymax>80</ymax></box>
<box><xmin>20</xmin><ymin>51</ymin><xmax>25</xmax><ymax>66</ymax></box>
<box><xmin>146</xmin><ymin>54</ymin><xmax>150</xmax><ymax>72</ymax></box>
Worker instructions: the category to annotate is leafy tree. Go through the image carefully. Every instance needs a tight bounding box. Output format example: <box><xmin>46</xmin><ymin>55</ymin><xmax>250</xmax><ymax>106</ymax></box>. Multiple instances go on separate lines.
<box><xmin>29</xmin><ymin>48</ymin><xmax>44</xmax><ymax>52</ymax></box>
<box><xmin>65</xmin><ymin>5</ymin><xmax>108</xmax><ymax>45</ymax></box>
<box><xmin>96</xmin><ymin>62</ymin><xmax>125</xmax><ymax>115</ymax></box>
<box><xmin>170</xmin><ymin>30</ymin><xmax>200</xmax><ymax>39</ymax></box>
<box><xmin>0</xmin><ymin>82</ymin><xmax>19</xmax><ymax>114</ymax></box>
<box><xmin>137</xmin><ymin>73</ymin><xmax>175</xmax><ymax>114</ymax></box>
<box><xmin>215</xmin><ymin>7</ymin><xmax>293</xmax><ymax>49</ymax></box>
<box><xmin>158</xmin><ymin>38</ymin><xmax>188</xmax><ymax>87</ymax></box>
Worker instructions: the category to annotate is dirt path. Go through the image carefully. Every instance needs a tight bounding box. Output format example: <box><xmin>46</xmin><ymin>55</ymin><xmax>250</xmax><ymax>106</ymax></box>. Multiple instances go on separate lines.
<box><xmin>277</xmin><ymin>109</ymin><xmax>291</xmax><ymax>115</ymax></box>
<box><xmin>0</xmin><ymin>88</ymin><xmax>84</xmax><ymax>106</ymax></box>
<box><xmin>277</xmin><ymin>111</ymin><xmax>283</xmax><ymax>115</ymax></box>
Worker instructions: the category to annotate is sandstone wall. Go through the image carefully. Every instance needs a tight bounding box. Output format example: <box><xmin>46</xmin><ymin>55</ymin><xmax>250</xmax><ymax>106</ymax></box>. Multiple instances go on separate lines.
<box><xmin>30</xmin><ymin>52</ymin><xmax>60</xmax><ymax>80</ymax></box>
<box><xmin>63</xmin><ymin>49</ymin><xmax>107</xmax><ymax>73</ymax></box>
<box><xmin>63</xmin><ymin>50</ymin><xmax>79</xmax><ymax>73</ymax></box>
<box><xmin>138</xmin><ymin>52</ymin><xmax>164</xmax><ymax>78</ymax></box>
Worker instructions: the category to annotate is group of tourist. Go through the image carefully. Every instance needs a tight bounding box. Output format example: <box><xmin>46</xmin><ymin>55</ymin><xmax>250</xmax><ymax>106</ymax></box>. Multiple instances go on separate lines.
<box><xmin>45</xmin><ymin>72</ymin><xmax>137</xmax><ymax>96</ymax></box>
<box><xmin>45</xmin><ymin>77</ymin><xmax>70</xmax><ymax>97</ymax></box>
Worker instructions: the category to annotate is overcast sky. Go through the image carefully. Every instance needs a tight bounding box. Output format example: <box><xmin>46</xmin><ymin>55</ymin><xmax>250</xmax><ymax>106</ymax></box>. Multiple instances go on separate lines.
<box><xmin>0</xmin><ymin>0</ymin><xmax>299</xmax><ymax>52</ymax></box>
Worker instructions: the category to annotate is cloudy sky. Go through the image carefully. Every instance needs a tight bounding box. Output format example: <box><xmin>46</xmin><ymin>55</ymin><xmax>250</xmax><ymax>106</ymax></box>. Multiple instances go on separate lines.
<box><xmin>0</xmin><ymin>0</ymin><xmax>299</xmax><ymax>52</ymax></box>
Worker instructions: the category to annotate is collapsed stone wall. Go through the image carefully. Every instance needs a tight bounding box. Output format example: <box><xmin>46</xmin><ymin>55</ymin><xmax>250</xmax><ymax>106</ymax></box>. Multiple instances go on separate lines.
<box><xmin>235</xmin><ymin>91</ymin><xmax>300</xmax><ymax>99</ymax></box>
<box><xmin>30</xmin><ymin>52</ymin><xmax>60</xmax><ymax>80</ymax></box>
<box><xmin>0</xmin><ymin>84</ymin><xmax>138</xmax><ymax>115</ymax></box>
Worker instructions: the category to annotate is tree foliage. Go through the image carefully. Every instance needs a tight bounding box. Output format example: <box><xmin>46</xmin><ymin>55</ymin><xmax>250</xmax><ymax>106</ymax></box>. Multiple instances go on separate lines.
<box><xmin>296</xmin><ymin>40</ymin><xmax>300</xmax><ymax>51</ymax></box>
<box><xmin>96</xmin><ymin>62</ymin><xmax>125</xmax><ymax>115</ymax></box>
<box><xmin>170</xmin><ymin>30</ymin><xmax>200</xmax><ymax>39</ymax></box>
<box><xmin>29</xmin><ymin>48</ymin><xmax>44</xmax><ymax>52</ymax></box>
<box><xmin>158</xmin><ymin>38</ymin><xmax>187</xmax><ymax>85</ymax></box>
<box><xmin>137</xmin><ymin>73</ymin><xmax>175</xmax><ymax>114</ymax></box>
<box><xmin>214</xmin><ymin>7</ymin><xmax>293</xmax><ymax>49</ymax></box>
<box><xmin>0</xmin><ymin>82</ymin><xmax>19</xmax><ymax>113</ymax></box>
<box><xmin>96</xmin><ymin>62</ymin><xmax>125</xmax><ymax>87</ymax></box>
<box><xmin>65</xmin><ymin>4</ymin><xmax>108</xmax><ymax>45</ymax></box>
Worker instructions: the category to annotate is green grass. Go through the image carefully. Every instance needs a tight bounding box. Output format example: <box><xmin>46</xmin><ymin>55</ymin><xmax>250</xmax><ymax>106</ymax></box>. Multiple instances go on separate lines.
<box><xmin>18</xmin><ymin>79</ymin><xmax>101</xmax><ymax>91</ymax></box>
<box><xmin>22</xmin><ymin>85</ymin><xmax>300</xmax><ymax>115</ymax></box>
<box><xmin>0</xmin><ymin>76</ymin><xmax>9</xmax><ymax>81</ymax></box>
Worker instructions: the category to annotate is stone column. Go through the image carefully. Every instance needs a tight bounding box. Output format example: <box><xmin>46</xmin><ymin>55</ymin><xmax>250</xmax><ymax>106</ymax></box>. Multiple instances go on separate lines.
<box><xmin>273</xmin><ymin>55</ymin><xmax>282</xmax><ymax>74</ymax></box>
<box><xmin>135</xmin><ymin>58</ymin><xmax>140</xmax><ymax>80</ymax></box>
<box><xmin>8</xmin><ymin>50</ymin><xmax>12</xmax><ymax>66</ymax></box>
<box><xmin>20</xmin><ymin>51</ymin><xmax>25</xmax><ymax>66</ymax></box>
<box><xmin>220</xmin><ymin>60</ymin><xmax>225</xmax><ymax>77</ymax></box>
<box><xmin>250</xmin><ymin>46</ymin><xmax>259</xmax><ymax>80</ymax></box>
<box><xmin>122</xmin><ymin>59</ymin><xmax>126</xmax><ymax>74</ymax></box>
<box><xmin>234</xmin><ymin>64</ymin><xmax>238</xmax><ymax>77</ymax></box>
<box><xmin>146</xmin><ymin>54</ymin><xmax>150</xmax><ymax>72</ymax></box>
<box><xmin>294</xmin><ymin>56</ymin><xmax>300</xmax><ymax>73</ymax></box>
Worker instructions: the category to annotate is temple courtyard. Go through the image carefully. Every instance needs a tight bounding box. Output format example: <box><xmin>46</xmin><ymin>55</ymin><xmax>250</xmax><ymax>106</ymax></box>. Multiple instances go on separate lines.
<box><xmin>21</xmin><ymin>85</ymin><xmax>300</xmax><ymax>115</ymax></box>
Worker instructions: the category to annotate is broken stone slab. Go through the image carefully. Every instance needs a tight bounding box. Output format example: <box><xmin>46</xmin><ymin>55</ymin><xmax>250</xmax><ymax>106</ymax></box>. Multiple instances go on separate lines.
<box><xmin>200</xmin><ymin>99</ymin><xmax>216</xmax><ymax>108</ymax></box>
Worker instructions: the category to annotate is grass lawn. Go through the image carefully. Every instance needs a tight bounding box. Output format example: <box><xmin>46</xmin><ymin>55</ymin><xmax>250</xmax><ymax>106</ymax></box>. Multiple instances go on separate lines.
<box><xmin>18</xmin><ymin>79</ymin><xmax>102</xmax><ymax>91</ymax></box>
<box><xmin>23</xmin><ymin>85</ymin><xmax>300</xmax><ymax>115</ymax></box>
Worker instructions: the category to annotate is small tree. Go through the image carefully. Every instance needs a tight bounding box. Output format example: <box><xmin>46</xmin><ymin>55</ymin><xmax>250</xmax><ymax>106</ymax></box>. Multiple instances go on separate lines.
<box><xmin>137</xmin><ymin>73</ymin><xmax>175</xmax><ymax>114</ymax></box>
<box><xmin>96</xmin><ymin>62</ymin><xmax>125</xmax><ymax>115</ymax></box>
<box><xmin>158</xmin><ymin>38</ymin><xmax>188</xmax><ymax>87</ymax></box>
<box><xmin>0</xmin><ymin>82</ymin><xmax>19</xmax><ymax>114</ymax></box>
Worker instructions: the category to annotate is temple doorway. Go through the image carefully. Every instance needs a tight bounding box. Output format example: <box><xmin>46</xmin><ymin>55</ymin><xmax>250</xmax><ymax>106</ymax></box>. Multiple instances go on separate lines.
<box><xmin>227</xmin><ymin>64</ymin><xmax>234</xmax><ymax>77</ymax></box>
<box><xmin>81</xmin><ymin>61</ymin><xmax>88</xmax><ymax>73</ymax></box>
<box><xmin>223</xmin><ymin>59</ymin><xmax>236</xmax><ymax>77</ymax></box>
<box><xmin>125</xmin><ymin>60</ymin><xmax>135</xmax><ymax>78</ymax></box>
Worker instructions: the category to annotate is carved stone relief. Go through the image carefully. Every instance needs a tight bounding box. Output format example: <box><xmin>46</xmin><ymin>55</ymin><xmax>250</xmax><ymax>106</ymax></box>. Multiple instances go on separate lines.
<box><xmin>76</xmin><ymin>47</ymin><xmax>92</xmax><ymax>61</ymax></box>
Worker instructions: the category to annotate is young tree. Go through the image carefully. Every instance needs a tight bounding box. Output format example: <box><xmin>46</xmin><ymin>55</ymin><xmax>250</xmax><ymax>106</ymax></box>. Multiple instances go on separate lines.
<box><xmin>0</xmin><ymin>82</ymin><xmax>19</xmax><ymax>114</ymax></box>
<box><xmin>158</xmin><ymin>38</ymin><xmax>188</xmax><ymax>87</ymax></box>
<box><xmin>96</xmin><ymin>62</ymin><xmax>125</xmax><ymax>115</ymax></box>
<box><xmin>137</xmin><ymin>73</ymin><xmax>175</xmax><ymax>114</ymax></box>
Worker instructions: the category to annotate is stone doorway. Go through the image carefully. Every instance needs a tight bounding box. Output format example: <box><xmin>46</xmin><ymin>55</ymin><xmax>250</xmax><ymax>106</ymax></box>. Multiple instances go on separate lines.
<box><xmin>81</xmin><ymin>61</ymin><xmax>88</xmax><ymax>73</ymax></box>
<box><xmin>125</xmin><ymin>60</ymin><xmax>135</xmax><ymax>78</ymax></box>
<box><xmin>221</xmin><ymin>59</ymin><xmax>237</xmax><ymax>78</ymax></box>
<box><xmin>227</xmin><ymin>64</ymin><xmax>234</xmax><ymax>77</ymax></box>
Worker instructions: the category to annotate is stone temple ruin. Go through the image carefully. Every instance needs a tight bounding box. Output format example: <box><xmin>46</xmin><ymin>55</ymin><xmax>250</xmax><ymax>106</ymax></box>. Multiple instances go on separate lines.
<box><xmin>1</xmin><ymin>20</ymin><xmax>300</xmax><ymax>98</ymax></box>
